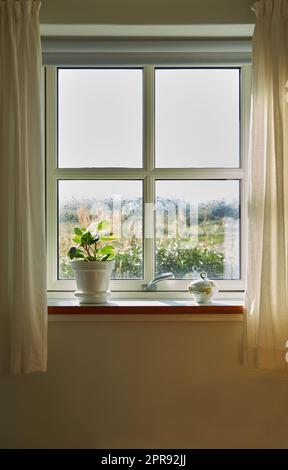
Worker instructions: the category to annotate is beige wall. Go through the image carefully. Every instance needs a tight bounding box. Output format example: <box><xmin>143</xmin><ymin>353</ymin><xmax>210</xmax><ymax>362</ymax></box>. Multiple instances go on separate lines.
<box><xmin>40</xmin><ymin>0</ymin><xmax>255</xmax><ymax>25</ymax></box>
<box><xmin>2</xmin><ymin>0</ymin><xmax>286</xmax><ymax>451</ymax></box>
<box><xmin>1</xmin><ymin>320</ymin><xmax>288</xmax><ymax>449</ymax></box>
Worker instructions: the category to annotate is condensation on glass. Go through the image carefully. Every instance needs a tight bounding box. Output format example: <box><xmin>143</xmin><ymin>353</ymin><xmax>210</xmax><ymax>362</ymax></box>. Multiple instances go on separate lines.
<box><xmin>155</xmin><ymin>180</ymin><xmax>240</xmax><ymax>280</ymax></box>
<box><xmin>58</xmin><ymin>180</ymin><xmax>143</xmax><ymax>280</ymax></box>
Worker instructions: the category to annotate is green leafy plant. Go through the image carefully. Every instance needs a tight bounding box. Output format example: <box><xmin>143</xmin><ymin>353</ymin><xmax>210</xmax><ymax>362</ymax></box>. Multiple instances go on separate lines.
<box><xmin>68</xmin><ymin>220</ymin><xmax>119</xmax><ymax>262</ymax></box>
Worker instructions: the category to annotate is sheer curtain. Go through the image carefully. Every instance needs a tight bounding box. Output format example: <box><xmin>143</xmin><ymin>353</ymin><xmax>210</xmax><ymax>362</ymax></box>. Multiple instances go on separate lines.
<box><xmin>0</xmin><ymin>0</ymin><xmax>47</xmax><ymax>374</ymax></box>
<box><xmin>244</xmin><ymin>0</ymin><xmax>288</xmax><ymax>370</ymax></box>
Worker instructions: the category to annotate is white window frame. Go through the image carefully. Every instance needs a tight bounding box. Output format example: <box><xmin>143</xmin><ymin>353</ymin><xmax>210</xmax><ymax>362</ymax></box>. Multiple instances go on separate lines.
<box><xmin>46</xmin><ymin>62</ymin><xmax>251</xmax><ymax>298</ymax></box>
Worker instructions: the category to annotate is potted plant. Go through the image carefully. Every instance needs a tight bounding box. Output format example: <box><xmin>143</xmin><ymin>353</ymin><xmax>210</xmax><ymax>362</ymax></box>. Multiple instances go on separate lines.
<box><xmin>68</xmin><ymin>220</ymin><xmax>119</xmax><ymax>304</ymax></box>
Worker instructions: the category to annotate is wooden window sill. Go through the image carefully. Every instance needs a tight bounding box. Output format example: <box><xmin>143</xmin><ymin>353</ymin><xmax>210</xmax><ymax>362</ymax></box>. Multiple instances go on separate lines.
<box><xmin>48</xmin><ymin>299</ymin><xmax>244</xmax><ymax>316</ymax></box>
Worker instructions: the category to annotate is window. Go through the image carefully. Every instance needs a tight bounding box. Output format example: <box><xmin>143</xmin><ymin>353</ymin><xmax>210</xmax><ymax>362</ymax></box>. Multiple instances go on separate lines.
<box><xmin>46</xmin><ymin>64</ymin><xmax>250</xmax><ymax>295</ymax></box>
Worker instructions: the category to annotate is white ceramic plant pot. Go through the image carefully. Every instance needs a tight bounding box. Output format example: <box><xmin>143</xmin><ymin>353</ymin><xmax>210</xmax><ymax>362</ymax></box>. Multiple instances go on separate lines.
<box><xmin>70</xmin><ymin>260</ymin><xmax>114</xmax><ymax>304</ymax></box>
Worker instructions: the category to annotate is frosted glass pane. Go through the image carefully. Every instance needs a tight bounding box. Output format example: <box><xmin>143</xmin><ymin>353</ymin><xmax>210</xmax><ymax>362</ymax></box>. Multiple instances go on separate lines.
<box><xmin>155</xmin><ymin>180</ymin><xmax>240</xmax><ymax>279</ymax></box>
<box><xmin>58</xmin><ymin>180</ymin><xmax>143</xmax><ymax>279</ymax></box>
<box><xmin>58</xmin><ymin>69</ymin><xmax>143</xmax><ymax>168</ymax></box>
<box><xmin>155</xmin><ymin>69</ymin><xmax>240</xmax><ymax>168</ymax></box>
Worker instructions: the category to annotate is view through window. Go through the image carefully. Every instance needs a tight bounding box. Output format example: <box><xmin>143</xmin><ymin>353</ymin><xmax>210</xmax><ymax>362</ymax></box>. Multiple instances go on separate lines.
<box><xmin>50</xmin><ymin>66</ymin><xmax>243</xmax><ymax>290</ymax></box>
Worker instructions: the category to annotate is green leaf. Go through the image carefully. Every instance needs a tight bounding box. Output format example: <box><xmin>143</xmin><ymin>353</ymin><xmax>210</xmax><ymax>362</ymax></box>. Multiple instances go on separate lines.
<box><xmin>68</xmin><ymin>246</ymin><xmax>85</xmax><ymax>260</ymax></box>
<box><xmin>75</xmin><ymin>252</ymin><xmax>85</xmax><ymax>259</ymax></box>
<box><xmin>74</xmin><ymin>248</ymin><xmax>85</xmax><ymax>259</ymax></box>
<box><xmin>101</xmin><ymin>235</ymin><xmax>118</xmax><ymax>242</ymax></box>
<box><xmin>72</xmin><ymin>235</ymin><xmax>82</xmax><ymax>244</ymax></box>
<box><xmin>74</xmin><ymin>227</ymin><xmax>83</xmax><ymax>236</ymax></box>
<box><xmin>97</xmin><ymin>220</ymin><xmax>110</xmax><ymax>232</ymax></box>
<box><xmin>68</xmin><ymin>247</ymin><xmax>77</xmax><ymax>259</ymax></box>
<box><xmin>100</xmin><ymin>254</ymin><xmax>111</xmax><ymax>261</ymax></box>
<box><xmin>81</xmin><ymin>231</ymin><xmax>95</xmax><ymax>245</ymax></box>
<box><xmin>99</xmin><ymin>245</ymin><xmax>115</xmax><ymax>255</ymax></box>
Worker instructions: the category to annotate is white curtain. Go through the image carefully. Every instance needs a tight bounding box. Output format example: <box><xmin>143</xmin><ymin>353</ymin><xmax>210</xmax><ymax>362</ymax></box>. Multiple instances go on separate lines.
<box><xmin>0</xmin><ymin>0</ymin><xmax>47</xmax><ymax>374</ymax></box>
<box><xmin>244</xmin><ymin>0</ymin><xmax>288</xmax><ymax>370</ymax></box>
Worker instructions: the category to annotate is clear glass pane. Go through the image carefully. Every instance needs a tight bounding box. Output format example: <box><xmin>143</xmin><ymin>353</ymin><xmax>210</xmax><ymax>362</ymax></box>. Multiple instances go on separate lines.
<box><xmin>58</xmin><ymin>69</ymin><xmax>143</xmax><ymax>168</ymax></box>
<box><xmin>155</xmin><ymin>68</ymin><xmax>240</xmax><ymax>168</ymax></box>
<box><xmin>58</xmin><ymin>180</ymin><xmax>143</xmax><ymax>279</ymax></box>
<box><xmin>155</xmin><ymin>180</ymin><xmax>240</xmax><ymax>279</ymax></box>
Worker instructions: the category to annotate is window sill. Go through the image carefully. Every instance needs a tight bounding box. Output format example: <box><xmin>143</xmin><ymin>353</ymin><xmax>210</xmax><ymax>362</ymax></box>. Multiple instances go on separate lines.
<box><xmin>48</xmin><ymin>299</ymin><xmax>244</xmax><ymax>322</ymax></box>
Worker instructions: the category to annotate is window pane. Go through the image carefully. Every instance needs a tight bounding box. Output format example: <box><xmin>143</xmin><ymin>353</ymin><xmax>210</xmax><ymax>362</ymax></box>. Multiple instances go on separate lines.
<box><xmin>58</xmin><ymin>180</ymin><xmax>143</xmax><ymax>279</ymax></box>
<box><xmin>58</xmin><ymin>69</ymin><xmax>143</xmax><ymax>168</ymax></box>
<box><xmin>155</xmin><ymin>69</ymin><xmax>240</xmax><ymax>168</ymax></box>
<box><xmin>155</xmin><ymin>180</ymin><xmax>240</xmax><ymax>279</ymax></box>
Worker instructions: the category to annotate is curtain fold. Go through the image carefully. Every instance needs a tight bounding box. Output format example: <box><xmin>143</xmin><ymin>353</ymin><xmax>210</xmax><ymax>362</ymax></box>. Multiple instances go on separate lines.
<box><xmin>0</xmin><ymin>0</ymin><xmax>47</xmax><ymax>374</ymax></box>
<box><xmin>244</xmin><ymin>0</ymin><xmax>288</xmax><ymax>370</ymax></box>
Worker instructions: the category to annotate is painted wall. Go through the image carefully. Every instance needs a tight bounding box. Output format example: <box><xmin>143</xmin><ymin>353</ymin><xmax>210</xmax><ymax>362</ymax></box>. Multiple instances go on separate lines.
<box><xmin>40</xmin><ymin>0</ymin><xmax>255</xmax><ymax>25</ymax></box>
<box><xmin>1</xmin><ymin>320</ymin><xmax>288</xmax><ymax>449</ymax></box>
<box><xmin>1</xmin><ymin>0</ymin><xmax>286</xmax><ymax>451</ymax></box>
